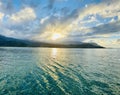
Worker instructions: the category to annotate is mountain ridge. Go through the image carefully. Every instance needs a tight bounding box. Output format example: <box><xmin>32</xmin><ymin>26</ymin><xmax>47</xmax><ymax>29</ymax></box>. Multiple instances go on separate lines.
<box><xmin>0</xmin><ymin>35</ymin><xmax>104</xmax><ymax>48</ymax></box>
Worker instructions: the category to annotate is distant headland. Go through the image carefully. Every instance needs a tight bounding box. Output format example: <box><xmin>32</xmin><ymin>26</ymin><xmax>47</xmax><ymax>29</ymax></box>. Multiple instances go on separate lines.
<box><xmin>0</xmin><ymin>35</ymin><xmax>104</xmax><ymax>48</ymax></box>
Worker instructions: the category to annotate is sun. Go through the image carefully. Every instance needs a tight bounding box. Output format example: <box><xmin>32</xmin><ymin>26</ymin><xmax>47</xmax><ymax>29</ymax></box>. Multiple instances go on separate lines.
<box><xmin>51</xmin><ymin>33</ymin><xmax>62</xmax><ymax>40</ymax></box>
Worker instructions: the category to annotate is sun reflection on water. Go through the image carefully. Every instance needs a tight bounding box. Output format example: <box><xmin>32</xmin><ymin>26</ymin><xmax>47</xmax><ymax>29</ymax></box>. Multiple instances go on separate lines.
<box><xmin>51</xmin><ymin>48</ymin><xmax>57</xmax><ymax>58</ymax></box>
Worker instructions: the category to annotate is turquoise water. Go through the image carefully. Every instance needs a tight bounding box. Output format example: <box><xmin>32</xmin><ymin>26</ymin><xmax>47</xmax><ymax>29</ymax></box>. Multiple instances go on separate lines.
<box><xmin>0</xmin><ymin>47</ymin><xmax>120</xmax><ymax>95</ymax></box>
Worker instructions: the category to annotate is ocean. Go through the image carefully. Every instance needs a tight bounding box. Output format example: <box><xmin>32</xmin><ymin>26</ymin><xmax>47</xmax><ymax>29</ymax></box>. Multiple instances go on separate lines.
<box><xmin>0</xmin><ymin>47</ymin><xmax>120</xmax><ymax>95</ymax></box>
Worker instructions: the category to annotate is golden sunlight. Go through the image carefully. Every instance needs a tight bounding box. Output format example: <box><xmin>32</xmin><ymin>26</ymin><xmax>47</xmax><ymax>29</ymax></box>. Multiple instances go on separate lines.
<box><xmin>51</xmin><ymin>33</ymin><xmax>62</xmax><ymax>40</ymax></box>
<box><xmin>51</xmin><ymin>48</ymin><xmax>57</xmax><ymax>58</ymax></box>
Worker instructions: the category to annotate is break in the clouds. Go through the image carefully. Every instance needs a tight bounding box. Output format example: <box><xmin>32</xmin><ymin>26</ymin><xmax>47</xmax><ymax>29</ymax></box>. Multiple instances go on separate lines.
<box><xmin>0</xmin><ymin>0</ymin><xmax>120</xmax><ymax>48</ymax></box>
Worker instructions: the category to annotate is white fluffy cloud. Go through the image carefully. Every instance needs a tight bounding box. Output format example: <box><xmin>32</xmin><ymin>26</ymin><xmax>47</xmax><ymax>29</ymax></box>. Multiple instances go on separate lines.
<box><xmin>10</xmin><ymin>7</ymin><xmax>36</xmax><ymax>23</ymax></box>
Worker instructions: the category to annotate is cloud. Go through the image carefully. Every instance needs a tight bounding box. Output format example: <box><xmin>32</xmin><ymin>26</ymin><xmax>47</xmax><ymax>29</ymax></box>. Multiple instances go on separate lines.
<box><xmin>0</xmin><ymin>0</ymin><xmax>120</xmax><ymax>47</ymax></box>
<box><xmin>0</xmin><ymin>0</ymin><xmax>15</xmax><ymax>14</ymax></box>
<box><xmin>83</xmin><ymin>38</ymin><xmax>120</xmax><ymax>48</ymax></box>
<box><xmin>0</xmin><ymin>20</ymin><xmax>40</xmax><ymax>39</ymax></box>
<box><xmin>40</xmin><ymin>16</ymin><xmax>50</xmax><ymax>24</ymax></box>
<box><xmin>47</xmin><ymin>0</ymin><xmax>55</xmax><ymax>9</ymax></box>
<box><xmin>70</xmin><ymin>0</ymin><xmax>120</xmax><ymax>25</ymax></box>
<box><xmin>117</xmin><ymin>39</ymin><xmax>120</xmax><ymax>45</ymax></box>
<box><xmin>99</xmin><ymin>1</ymin><xmax>120</xmax><ymax>19</ymax></box>
<box><xmin>0</xmin><ymin>12</ymin><xmax>4</xmax><ymax>20</ymax></box>
<box><xmin>47</xmin><ymin>0</ymin><xmax>68</xmax><ymax>9</ymax></box>
<box><xmin>0</xmin><ymin>1</ymin><xmax>2</xmax><ymax>7</ymax></box>
<box><xmin>9</xmin><ymin>7</ymin><xmax>36</xmax><ymax>23</ymax></box>
<box><xmin>55</xmin><ymin>0</ymin><xmax>120</xmax><ymax>45</ymax></box>
<box><xmin>21</xmin><ymin>0</ymin><xmax>41</xmax><ymax>8</ymax></box>
<box><xmin>67</xmin><ymin>20</ymin><xmax>120</xmax><ymax>38</ymax></box>
<box><xmin>35</xmin><ymin>2</ymin><xmax>120</xmax><ymax>43</ymax></box>
<box><xmin>85</xmin><ymin>21</ymin><xmax>120</xmax><ymax>36</ymax></box>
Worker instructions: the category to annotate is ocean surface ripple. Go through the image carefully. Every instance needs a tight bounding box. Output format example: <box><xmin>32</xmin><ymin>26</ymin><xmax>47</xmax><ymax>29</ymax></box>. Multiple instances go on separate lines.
<box><xmin>0</xmin><ymin>47</ymin><xmax>120</xmax><ymax>95</ymax></box>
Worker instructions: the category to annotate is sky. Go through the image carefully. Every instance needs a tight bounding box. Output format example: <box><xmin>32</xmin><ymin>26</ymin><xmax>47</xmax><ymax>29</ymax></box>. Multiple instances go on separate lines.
<box><xmin>0</xmin><ymin>0</ymin><xmax>120</xmax><ymax>48</ymax></box>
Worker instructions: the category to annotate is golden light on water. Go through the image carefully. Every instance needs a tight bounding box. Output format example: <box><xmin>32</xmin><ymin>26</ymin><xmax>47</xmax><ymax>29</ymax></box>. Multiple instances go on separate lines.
<box><xmin>51</xmin><ymin>48</ymin><xmax>57</xmax><ymax>58</ymax></box>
